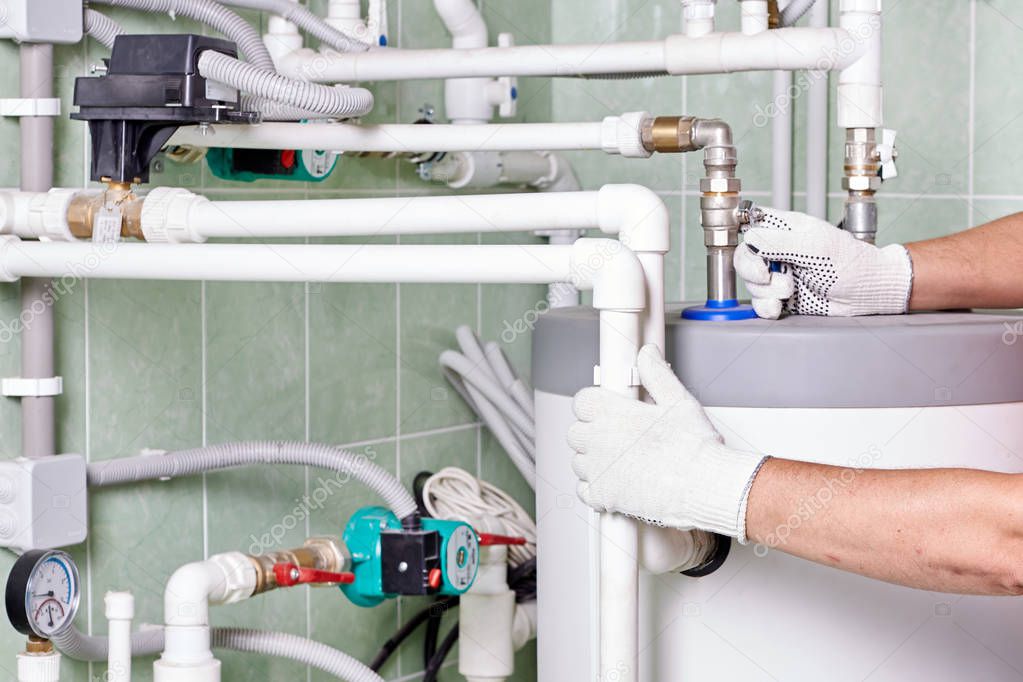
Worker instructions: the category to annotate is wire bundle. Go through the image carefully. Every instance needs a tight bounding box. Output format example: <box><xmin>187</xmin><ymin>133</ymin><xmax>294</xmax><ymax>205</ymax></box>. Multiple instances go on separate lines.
<box><xmin>423</xmin><ymin>466</ymin><xmax>536</xmax><ymax>567</ymax></box>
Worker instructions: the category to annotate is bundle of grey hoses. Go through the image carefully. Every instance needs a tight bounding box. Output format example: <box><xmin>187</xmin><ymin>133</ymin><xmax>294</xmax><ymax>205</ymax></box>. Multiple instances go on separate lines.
<box><xmin>88</xmin><ymin>440</ymin><xmax>419</xmax><ymax>521</ymax></box>
<box><xmin>54</xmin><ymin>626</ymin><xmax>384</xmax><ymax>682</ymax></box>
<box><xmin>86</xmin><ymin>0</ymin><xmax>374</xmax><ymax>119</ymax></box>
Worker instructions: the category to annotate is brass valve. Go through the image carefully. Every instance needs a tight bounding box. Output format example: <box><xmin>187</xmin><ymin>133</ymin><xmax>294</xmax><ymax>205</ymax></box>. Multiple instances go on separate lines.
<box><xmin>66</xmin><ymin>180</ymin><xmax>145</xmax><ymax>241</ymax></box>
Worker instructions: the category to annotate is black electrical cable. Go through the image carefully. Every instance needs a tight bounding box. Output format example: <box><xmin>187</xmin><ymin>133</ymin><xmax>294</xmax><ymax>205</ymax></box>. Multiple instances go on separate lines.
<box><xmin>423</xmin><ymin>598</ymin><xmax>443</xmax><ymax>669</ymax></box>
<box><xmin>508</xmin><ymin>556</ymin><xmax>537</xmax><ymax>603</ymax></box>
<box><xmin>423</xmin><ymin>624</ymin><xmax>459</xmax><ymax>682</ymax></box>
<box><xmin>368</xmin><ymin>597</ymin><xmax>458</xmax><ymax>673</ymax></box>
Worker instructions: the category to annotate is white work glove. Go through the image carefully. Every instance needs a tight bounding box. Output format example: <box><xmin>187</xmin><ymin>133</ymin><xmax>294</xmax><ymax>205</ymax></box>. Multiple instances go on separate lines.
<box><xmin>568</xmin><ymin>345</ymin><xmax>767</xmax><ymax>542</ymax></box>
<box><xmin>735</xmin><ymin>209</ymin><xmax>914</xmax><ymax>319</ymax></box>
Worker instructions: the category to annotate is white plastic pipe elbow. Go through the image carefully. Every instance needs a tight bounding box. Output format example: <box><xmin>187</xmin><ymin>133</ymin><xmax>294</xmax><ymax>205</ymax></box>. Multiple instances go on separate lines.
<box><xmin>105</xmin><ymin>592</ymin><xmax>134</xmax><ymax>682</ymax></box>
<box><xmin>156</xmin><ymin>553</ymin><xmax>256</xmax><ymax>682</ymax></box>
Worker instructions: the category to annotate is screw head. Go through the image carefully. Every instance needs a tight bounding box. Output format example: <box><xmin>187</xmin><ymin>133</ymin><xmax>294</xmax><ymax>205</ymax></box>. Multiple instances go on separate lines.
<box><xmin>397</xmin><ymin>561</ymin><xmax>408</xmax><ymax>573</ymax></box>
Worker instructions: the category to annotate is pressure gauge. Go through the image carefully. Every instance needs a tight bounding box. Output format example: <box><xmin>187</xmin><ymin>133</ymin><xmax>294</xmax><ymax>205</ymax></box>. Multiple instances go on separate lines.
<box><xmin>5</xmin><ymin>550</ymin><xmax>80</xmax><ymax>638</ymax></box>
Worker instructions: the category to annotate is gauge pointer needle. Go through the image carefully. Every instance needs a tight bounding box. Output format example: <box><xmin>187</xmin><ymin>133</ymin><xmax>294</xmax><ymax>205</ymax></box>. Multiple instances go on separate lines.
<box><xmin>47</xmin><ymin>605</ymin><xmax>54</xmax><ymax>628</ymax></box>
<box><xmin>33</xmin><ymin>591</ymin><xmax>54</xmax><ymax>598</ymax></box>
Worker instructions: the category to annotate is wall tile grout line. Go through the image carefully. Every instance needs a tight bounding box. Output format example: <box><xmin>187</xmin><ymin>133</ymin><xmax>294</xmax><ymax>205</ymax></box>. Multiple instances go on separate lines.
<box><xmin>968</xmin><ymin>0</ymin><xmax>977</xmax><ymax>229</ymax></box>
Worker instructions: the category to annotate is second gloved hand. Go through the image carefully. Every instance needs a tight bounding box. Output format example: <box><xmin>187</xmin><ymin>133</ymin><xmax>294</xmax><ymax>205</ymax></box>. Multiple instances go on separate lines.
<box><xmin>568</xmin><ymin>345</ymin><xmax>767</xmax><ymax>542</ymax></box>
<box><xmin>735</xmin><ymin>209</ymin><xmax>914</xmax><ymax>319</ymax></box>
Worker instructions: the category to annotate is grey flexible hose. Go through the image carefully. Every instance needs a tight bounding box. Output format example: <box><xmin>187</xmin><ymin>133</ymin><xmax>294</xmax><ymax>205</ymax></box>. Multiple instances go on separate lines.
<box><xmin>83</xmin><ymin>9</ymin><xmax>124</xmax><ymax>49</ymax></box>
<box><xmin>90</xmin><ymin>0</ymin><xmax>275</xmax><ymax>70</ymax></box>
<box><xmin>214</xmin><ymin>628</ymin><xmax>384</xmax><ymax>682</ymax></box>
<box><xmin>53</xmin><ymin>625</ymin><xmax>164</xmax><ymax>661</ymax></box>
<box><xmin>780</xmin><ymin>0</ymin><xmax>818</xmax><ymax>26</ymax></box>
<box><xmin>88</xmin><ymin>441</ymin><xmax>417</xmax><ymax>520</ymax></box>
<box><xmin>54</xmin><ymin>625</ymin><xmax>384</xmax><ymax>682</ymax></box>
<box><xmin>215</xmin><ymin>0</ymin><xmax>372</xmax><ymax>52</ymax></box>
<box><xmin>239</xmin><ymin>95</ymin><xmax>335</xmax><ymax>121</ymax></box>
<box><xmin>198</xmin><ymin>50</ymin><xmax>374</xmax><ymax>118</ymax></box>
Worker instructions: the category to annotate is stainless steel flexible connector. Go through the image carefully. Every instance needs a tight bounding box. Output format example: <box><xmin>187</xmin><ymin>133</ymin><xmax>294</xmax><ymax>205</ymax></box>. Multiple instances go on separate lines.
<box><xmin>54</xmin><ymin>626</ymin><xmax>385</xmax><ymax>682</ymax></box>
<box><xmin>198</xmin><ymin>50</ymin><xmax>374</xmax><ymax>118</ymax></box>
<box><xmin>90</xmin><ymin>0</ymin><xmax>275</xmax><ymax>70</ymax></box>
<box><xmin>88</xmin><ymin>440</ymin><xmax>417</xmax><ymax>520</ymax></box>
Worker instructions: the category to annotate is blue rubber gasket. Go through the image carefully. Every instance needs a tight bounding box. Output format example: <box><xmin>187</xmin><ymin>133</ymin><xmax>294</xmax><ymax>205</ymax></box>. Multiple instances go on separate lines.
<box><xmin>681</xmin><ymin>300</ymin><xmax>758</xmax><ymax>321</ymax></box>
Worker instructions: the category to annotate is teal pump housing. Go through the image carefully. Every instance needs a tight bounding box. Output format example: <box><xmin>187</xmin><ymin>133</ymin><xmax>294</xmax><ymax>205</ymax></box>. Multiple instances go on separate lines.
<box><xmin>341</xmin><ymin>506</ymin><xmax>480</xmax><ymax>608</ymax></box>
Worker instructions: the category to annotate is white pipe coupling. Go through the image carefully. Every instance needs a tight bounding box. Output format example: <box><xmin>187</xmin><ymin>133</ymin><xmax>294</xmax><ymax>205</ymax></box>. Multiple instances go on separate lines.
<box><xmin>0</xmin><ymin>189</ymin><xmax>76</xmax><ymax>241</ymax></box>
<box><xmin>601</xmin><ymin>112</ymin><xmax>652</xmax><ymax>158</ymax></box>
<box><xmin>141</xmin><ymin>188</ymin><xmax>208</xmax><ymax>243</ymax></box>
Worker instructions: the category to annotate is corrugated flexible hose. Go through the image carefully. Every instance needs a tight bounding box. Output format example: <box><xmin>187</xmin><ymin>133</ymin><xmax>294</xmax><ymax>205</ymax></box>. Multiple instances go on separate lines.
<box><xmin>53</xmin><ymin>625</ymin><xmax>384</xmax><ymax>682</ymax></box>
<box><xmin>88</xmin><ymin>440</ymin><xmax>417</xmax><ymax>520</ymax></box>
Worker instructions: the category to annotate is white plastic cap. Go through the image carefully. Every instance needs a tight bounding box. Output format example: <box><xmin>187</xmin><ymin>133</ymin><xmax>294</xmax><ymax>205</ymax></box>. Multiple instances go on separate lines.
<box><xmin>17</xmin><ymin>651</ymin><xmax>61</xmax><ymax>682</ymax></box>
<box><xmin>105</xmin><ymin>591</ymin><xmax>135</xmax><ymax>620</ymax></box>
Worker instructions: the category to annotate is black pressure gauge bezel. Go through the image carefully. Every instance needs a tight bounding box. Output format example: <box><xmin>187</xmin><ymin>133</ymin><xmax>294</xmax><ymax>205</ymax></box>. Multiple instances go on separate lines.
<box><xmin>5</xmin><ymin>549</ymin><xmax>81</xmax><ymax>638</ymax></box>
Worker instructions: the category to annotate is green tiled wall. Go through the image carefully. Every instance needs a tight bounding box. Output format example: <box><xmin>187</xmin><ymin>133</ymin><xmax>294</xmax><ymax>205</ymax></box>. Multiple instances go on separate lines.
<box><xmin>0</xmin><ymin>2</ymin><xmax>1012</xmax><ymax>680</ymax></box>
<box><xmin>0</xmin><ymin>1</ymin><xmax>547</xmax><ymax>680</ymax></box>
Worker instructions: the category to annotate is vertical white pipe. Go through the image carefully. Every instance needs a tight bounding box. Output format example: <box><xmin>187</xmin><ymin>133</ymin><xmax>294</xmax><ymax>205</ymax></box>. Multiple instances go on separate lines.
<box><xmin>18</xmin><ymin>43</ymin><xmax>56</xmax><ymax>459</ymax></box>
<box><xmin>597</xmin><ymin>309</ymin><xmax>641</xmax><ymax>682</ymax></box>
<box><xmin>805</xmin><ymin>0</ymin><xmax>829</xmax><ymax>219</ymax></box>
<box><xmin>105</xmin><ymin>592</ymin><xmax>134</xmax><ymax>682</ymax></box>
<box><xmin>771</xmin><ymin>70</ymin><xmax>793</xmax><ymax>210</ymax></box>
<box><xmin>837</xmin><ymin>0</ymin><xmax>882</xmax><ymax>129</ymax></box>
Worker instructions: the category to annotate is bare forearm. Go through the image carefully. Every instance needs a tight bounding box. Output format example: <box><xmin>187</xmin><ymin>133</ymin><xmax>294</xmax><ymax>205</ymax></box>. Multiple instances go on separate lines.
<box><xmin>907</xmin><ymin>211</ymin><xmax>1023</xmax><ymax>310</ymax></box>
<box><xmin>745</xmin><ymin>458</ymin><xmax>1023</xmax><ymax>595</ymax></box>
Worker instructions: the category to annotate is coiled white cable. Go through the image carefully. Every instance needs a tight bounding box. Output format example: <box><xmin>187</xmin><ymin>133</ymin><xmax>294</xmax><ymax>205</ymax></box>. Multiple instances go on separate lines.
<box><xmin>423</xmin><ymin>467</ymin><xmax>536</xmax><ymax>566</ymax></box>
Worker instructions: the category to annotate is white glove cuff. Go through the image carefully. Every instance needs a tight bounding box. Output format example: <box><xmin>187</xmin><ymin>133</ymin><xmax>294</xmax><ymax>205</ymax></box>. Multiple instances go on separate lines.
<box><xmin>686</xmin><ymin>446</ymin><xmax>769</xmax><ymax>543</ymax></box>
<box><xmin>853</xmin><ymin>244</ymin><xmax>913</xmax><ymax>316</ymax></box>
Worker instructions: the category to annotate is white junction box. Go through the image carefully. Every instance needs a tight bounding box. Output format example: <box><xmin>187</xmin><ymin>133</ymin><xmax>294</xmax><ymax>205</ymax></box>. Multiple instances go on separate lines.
<box><xmin>0</xmin><ymin>0</ymin><xmax>83</xmax><ymax>44</ymax></box>
<box><xmin>0</xmin><ymin>454</ymin><xmax>87</xmax><ymax>550</ymax></box>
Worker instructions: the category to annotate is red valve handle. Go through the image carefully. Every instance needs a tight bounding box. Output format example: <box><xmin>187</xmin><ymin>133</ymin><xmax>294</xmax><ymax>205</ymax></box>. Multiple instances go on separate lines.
<box><xmin>477</xmin><ymin>533</ymin><xmax>528</xmax><ymax>546</ymax></box>
<box><xmin>273</xmin><ymin>563</ymin><xmax>355</xmax><ymax>587</ymax></box>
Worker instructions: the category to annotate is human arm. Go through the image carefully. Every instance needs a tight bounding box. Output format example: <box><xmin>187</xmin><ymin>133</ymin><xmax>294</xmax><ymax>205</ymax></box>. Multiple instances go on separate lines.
<box><xmin>569</xmin><ymin>345</ymin><xmax>1023</xmax><ymax>595</ymax></box>
<box><xmin>734</xmin><ymin>209</ymin><xmax>1023</xmax><ymax>318</ymax></box>
<box><xmin>746</xmin><ymin>458</ymin><xmax>1023</xmax><ymax>595</ymax></box>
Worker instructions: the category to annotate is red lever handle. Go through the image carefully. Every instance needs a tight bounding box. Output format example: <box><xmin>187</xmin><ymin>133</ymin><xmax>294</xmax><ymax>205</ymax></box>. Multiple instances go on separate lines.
<box><xmin>273</xmin><ymin>563</ymin><xmax>355</xmax><ymax>587</ymax></box>
<box><xmin>477</xmin><ymin>533</ymin><xmax>528</xmax><ymax>546</ymax></box>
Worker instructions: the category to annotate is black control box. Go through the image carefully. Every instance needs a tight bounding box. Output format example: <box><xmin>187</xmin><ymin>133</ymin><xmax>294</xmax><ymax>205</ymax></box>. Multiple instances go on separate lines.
<box><xmin>72</xmin><ymin>34</ymin><xmax>257</xmax><ymax>183</ymax></box>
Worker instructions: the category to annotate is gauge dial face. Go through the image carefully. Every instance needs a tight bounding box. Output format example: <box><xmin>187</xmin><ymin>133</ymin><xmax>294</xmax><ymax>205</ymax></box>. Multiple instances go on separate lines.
<box><xmin>444</xmin><ymin>525</ymin><xmax>479</xmax><ymax>592</ymax></box>
<box><xmin>24</xmin><ymin>551</ymin><xmax>79</xmax><ymax>637</ymax></box>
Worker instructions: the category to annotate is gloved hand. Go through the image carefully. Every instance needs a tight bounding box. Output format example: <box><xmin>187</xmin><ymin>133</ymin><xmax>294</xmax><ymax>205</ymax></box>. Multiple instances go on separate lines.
<box><xmin>568</xmin><ymin>345</ymin><xmax>767</xmax><ymax>542</ymax></box>
<box><xmin>734</xmin><ymin>209</ymin><xmax>914</xmax><ymax>319</ymax></box>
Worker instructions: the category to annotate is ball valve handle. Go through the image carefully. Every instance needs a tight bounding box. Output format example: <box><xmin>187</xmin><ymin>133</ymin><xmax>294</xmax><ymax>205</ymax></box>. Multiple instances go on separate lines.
<box><xmin>477</xmin><ymin>533</ymin><xmax>528</xmax><ymax>547</ymax></box>
<box><xmin>273</xmin><ymin>563</ymin><xmax>355</xmax><ymax>587</ymax></box>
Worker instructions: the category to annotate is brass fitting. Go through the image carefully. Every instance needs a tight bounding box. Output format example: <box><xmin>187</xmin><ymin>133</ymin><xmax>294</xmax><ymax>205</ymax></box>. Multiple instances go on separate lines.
<box><xmin>25</xmin><ymin>635</ymin><xmax>53</xmax><ymax>654</ymax></box>
<box><xmin>66</xmin><ymin>182</ymin><xmax>145</xmax><ymax>240</ymax></box>
<box><xmin>248</xmin><ymin>536</ymin><xmax>349</xmax><ymax>595</ymax></box>
<box><xmin>640</xmin><ymin>116</ymin><xmax>699</xmax><ymax>154</ymax></box>
<box><xmin>768</xmin><ymin>0</ymin><xmax>781</xmax><ymax>28</ymax></box>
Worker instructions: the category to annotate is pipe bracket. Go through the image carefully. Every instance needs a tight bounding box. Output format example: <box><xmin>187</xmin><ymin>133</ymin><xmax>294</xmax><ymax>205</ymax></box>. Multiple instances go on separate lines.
<box><xmin>2</xmin><ymin>377</ymin><xmax>63</xmax><ymax>398</ymax></box>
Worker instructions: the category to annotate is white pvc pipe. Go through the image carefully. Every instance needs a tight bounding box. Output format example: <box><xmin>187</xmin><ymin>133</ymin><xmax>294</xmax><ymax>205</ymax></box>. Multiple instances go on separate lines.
<box><xmin>596</xmin><ymin>310</ymin><xmax>642</xmax><ymax>682</ymax></box>
<box><xmin>170</xmin><ymin>121</ymin><xmax>609</xmax><ymax>154</ymax></box>
<box><xmin>0</xmin><ymin>241</ymin><xmax>576</xmax><ymax>285</ymax></box>
<box><xmin>772</xmin><ymin>70</ymin><xmax>793</xmax><ymax>210</ymax></box>
<box><xmin>277</xmin><ymin>28</ymin><xmax>861</xmax><ymax>82</ymax></box>
<box><xmin>434</xmin><ymin>0</ymin><xmax>493</xmax><ymax>123</ymax></box>
<box><xmin>805</xmin><ymin>0</ymin><xmax>830</xmax><ymax>219</ymax></box>
<box><xmin>105</xmin><ymin>592</ymin><xmax>134</xmax><ymax>682</ymax></box>
<box><xmin>837</xmin><ymin>0</ymin><xmax>882</xmax><ymax>128</ymax></box>
<box><xmin>740</xmin><ymin>0</ymin><xmax>769</xmax><ymax>34</ymax></box>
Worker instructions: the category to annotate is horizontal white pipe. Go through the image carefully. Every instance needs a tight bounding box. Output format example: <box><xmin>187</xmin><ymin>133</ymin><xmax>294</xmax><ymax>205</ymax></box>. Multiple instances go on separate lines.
<box><xmin>0</xmin><ymin>240</ymin><xmax>576</xmax><ymax>285</ymax></box>
<box><xmin>664</xmin><ymin>27</ymin><xmax>863</xmax><ymax>74</ymax></box>
<box><xmin>280</xmin><ymin>28</ymin><xmax>860</xmax><ymax>82</ymax></box>
<box><xmin>186</xmin><ymin>191</ymin><xmax>601</xmax><ymax>239</ymax></box>
<box><xmin>170</xmin><ymin>121</ymin><xmax>607</xmax><ymax>154</ymax></box>
<box><xmin>280</xmin><ymin>41</ymin><xmax>666</xmax><ymax>81</ymax></box>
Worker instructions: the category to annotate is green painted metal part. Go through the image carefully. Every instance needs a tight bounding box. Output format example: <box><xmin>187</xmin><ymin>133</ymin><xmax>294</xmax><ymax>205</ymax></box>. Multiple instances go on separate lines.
<box><xmin>341</xmin><ymin>506</ymin><xmax>480</xmax><ymax>608</ymax></box>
